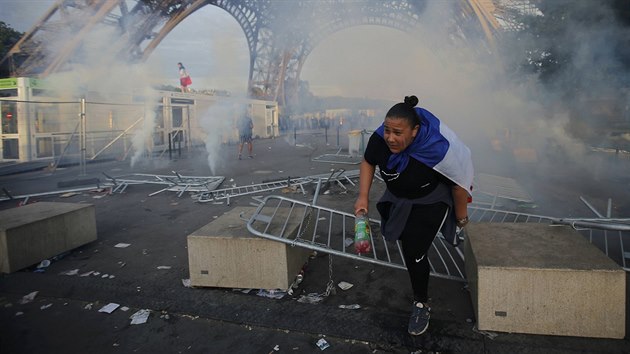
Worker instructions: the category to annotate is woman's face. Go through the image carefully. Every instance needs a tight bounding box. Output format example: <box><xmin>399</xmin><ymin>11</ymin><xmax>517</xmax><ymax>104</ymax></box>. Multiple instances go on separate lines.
<box><xmin>383</xmin><ymin>117</ymin><xmax>418</xmax><ymax>154</ymax></box>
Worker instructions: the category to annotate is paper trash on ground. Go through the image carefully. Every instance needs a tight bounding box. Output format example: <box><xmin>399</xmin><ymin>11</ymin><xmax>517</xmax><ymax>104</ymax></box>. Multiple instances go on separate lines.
<box><xmin>337</xmin><ymin>281</ymin><xmax>353</xmax><ymax>290</ymax></box>
<box><xmin>114</xmin><ymin>243</ymin><xmax>131</xmax><ymax>248</ymax></box>
<box><xmin>19</xmin><ymin>291</ymin><xmax>38</xmax><ymax>304</ymax></box>
<box><xmin>130</xmin><ymin>309</ymin><xmax>150</xmax><ymax>325</ymax></box>
<box><xmin>98</xmin><ymin>303</ymin><xmax>120</xmax><ymax>314</ymax></box>
<box><xmin>338</xmin><ymin>304</ymin><xmax>361</xmax><ymax>309</ymax></box>
<box><xmin>316</xmin><ymin>338</ymin><xmax>330</xmax><ymax>350</ymax></box>
<box><xmin>256</xmin><ymin>289</ymin><xmax>286</xmax><ymax>299</ymax></box>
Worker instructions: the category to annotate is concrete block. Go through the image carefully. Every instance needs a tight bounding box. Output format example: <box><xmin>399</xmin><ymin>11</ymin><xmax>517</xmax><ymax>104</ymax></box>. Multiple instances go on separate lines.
<box><xmin>0</xmin><ymin>202</ymin><xmax>97</xmax><ymax>273</ymax></box>
<box><xmin>465</xmin><ymin>223</ymin><xmax>625</xmax><ymax>339</ymax></box>
<box><xmin>188</xmin><ymin>206</ymin><xmax>311</xmax><ymax>290</ymax></box>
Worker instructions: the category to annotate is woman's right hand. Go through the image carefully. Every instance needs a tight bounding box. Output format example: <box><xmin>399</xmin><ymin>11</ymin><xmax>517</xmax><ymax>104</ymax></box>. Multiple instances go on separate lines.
<box><xmin>355</xmin><ymin>159</ymin><xmax>375</xmax><ymax>216</ymax></box>
<box><xmin>354</xmin><ymin>198</ymin><xmax>368</xmax><ymax>216</ymax></box>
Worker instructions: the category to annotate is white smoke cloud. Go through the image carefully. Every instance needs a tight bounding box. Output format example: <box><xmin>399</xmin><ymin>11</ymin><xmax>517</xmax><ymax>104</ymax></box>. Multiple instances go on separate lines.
<box><xmin>197</xmin><ymin>100</ymin><xmax>245</xmax><ymax>174</ymax></box>
<box><xmin>19</xmin><ymin>17</ymin><xmax>161</xmax><ymax>169</ymax></box>
<box><xmin>4</xmin><ymin>1</ymin><xmax>628</xmax><ymax>191</ymax></box>
<box><xmin>299</xmin><ymin>1</ymin><xmax>629</xmax><ymax>189</ymax></box>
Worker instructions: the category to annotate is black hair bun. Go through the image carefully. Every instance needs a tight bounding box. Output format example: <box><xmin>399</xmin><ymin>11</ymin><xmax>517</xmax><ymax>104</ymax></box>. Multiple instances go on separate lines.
<box><xmin>404</xmin><ymin>95</ymin><xmax>419</xmax><ymax>107</ymax></box>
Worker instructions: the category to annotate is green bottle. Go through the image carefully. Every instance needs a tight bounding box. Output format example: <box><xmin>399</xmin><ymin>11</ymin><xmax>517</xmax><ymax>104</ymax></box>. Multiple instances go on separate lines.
<box><xmin>354</xmin><ymin>212</ymin><xmax>372</xmax><ymax>254</ymax></box>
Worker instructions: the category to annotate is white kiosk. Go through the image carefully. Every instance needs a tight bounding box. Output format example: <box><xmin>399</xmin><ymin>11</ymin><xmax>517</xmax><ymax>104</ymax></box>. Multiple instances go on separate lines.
<box><xmin>0</xmin><ymin>77</ymin><xmax>279</xmax><ymax>163</ymax></box>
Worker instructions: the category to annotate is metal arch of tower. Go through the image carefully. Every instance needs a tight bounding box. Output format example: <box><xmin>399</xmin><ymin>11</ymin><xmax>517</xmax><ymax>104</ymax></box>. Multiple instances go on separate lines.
<box><xmin>2</xmin><ymin>0</ymin><xmax>173</xmax><ymax>76</ymax></box>
<box><xmin>243</xmin><ymin>0</ymin><xmax>505</xmax><ymax>106</ymax></box>
<box><xmin>139</xmin><ymin>1</ymin><xmax>264</xmax><ymax>82</ymax></box>
<box><xmin>212</xmin><ymin>0</ymin><xmax>506</xmax><ymax>105</ymax></box>
<box><xmin>3</xmin><ymin>0</ymin><xmax>508</xmax><ymax>106</ymax></box>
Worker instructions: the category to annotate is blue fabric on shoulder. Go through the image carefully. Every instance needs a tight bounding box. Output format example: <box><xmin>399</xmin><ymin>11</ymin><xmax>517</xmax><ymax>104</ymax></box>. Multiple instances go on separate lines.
<box><xmin>375</xmin><ymin>107</ymin><xmax>449</xmax><ymax>172</ymax></box>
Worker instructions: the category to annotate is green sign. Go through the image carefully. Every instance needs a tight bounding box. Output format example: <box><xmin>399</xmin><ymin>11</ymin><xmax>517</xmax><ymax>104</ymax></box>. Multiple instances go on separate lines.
<box><xmin>0</xmin><ymin>78</ymin><xmax>18</xmax><ymax>89</ymax></box>
<box><xmin>0</xmin><ymin>77</ymin><xmax>49</xmax><ymax>89</ymax></box>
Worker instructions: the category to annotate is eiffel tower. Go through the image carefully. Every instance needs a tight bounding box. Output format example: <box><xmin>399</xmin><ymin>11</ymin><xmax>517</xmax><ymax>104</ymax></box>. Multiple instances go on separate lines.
<box><xmin>2</xmin><ymin>0</ymin><xmax>531</xmax><ymax>107</ymax></box>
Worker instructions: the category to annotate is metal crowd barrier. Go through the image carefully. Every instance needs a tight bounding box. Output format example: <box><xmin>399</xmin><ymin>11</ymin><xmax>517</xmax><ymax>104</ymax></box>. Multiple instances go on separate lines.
<box><xmin>246</xmin><ymin>195</ymin><xmax>467</xmax><ymax>282</ymax></box>
<box><xmin>103</xmin><ymin>171</ymin><xmax>225</xmax><ymax>197</ymax></box>
<box><xmin>193</xmin><ymin>177</ymin><xmax>312</xmax><ymax>204</ymax></box>
<box><xmin>192</xmin><ymin>169</ymin><xmax>360</xmax><ymax>204</ymax></box>
<box><xmin>468</xmin><ymin>204</ymin><xmax>630</xmax><ymax>271</ymax></box>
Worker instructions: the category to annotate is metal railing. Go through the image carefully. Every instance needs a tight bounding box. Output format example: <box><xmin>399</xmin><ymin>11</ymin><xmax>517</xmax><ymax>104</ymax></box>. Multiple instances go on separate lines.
<box><xmin>246</xmin><ymin>194</ymin><xmax>467</xmax><ymax>282</ymax></box>
<box><xmin>103</xmin><ymin>171</ymin><xmax>225</xmax><ymax>197</ymax></box>
<box><xmin>469</xmin><ymin>204</ymin><xmax>630</xmax><ymax>271</ymax></box>
<box><xmin>192</xmin><ymin>168</ymin><xmax>359</xmax><ymax>204</ymax></box>
<box><xmin>246</xmin><ymin>195</ymin><xmax>630</xmax><ymax>284</ymax></box>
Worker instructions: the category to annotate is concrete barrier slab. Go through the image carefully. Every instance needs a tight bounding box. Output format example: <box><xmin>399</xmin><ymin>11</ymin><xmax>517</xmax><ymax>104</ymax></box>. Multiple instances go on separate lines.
<box><xmin>188</xmin><ymin>206</ymin><xmax>311</xmax><ymax>290</ymax></box>
<box><xmin>465</xmin><ymin>223</ymin><xmax>625</xmax><ymax>339</ymax></box>
<box><xmin>0</xmin><ymin>202</ymin><xmax>97</xmax><ymax>273</ymax></box>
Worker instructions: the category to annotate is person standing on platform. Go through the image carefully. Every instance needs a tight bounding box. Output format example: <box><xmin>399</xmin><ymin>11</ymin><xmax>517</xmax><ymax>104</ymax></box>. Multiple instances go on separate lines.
<box><xmin>177</xmin><ymin>62</ymin><xmax>192</xmax><ymax>93</ymax></box>
<box><xmin>353</xmin><ymin>95</ymin><xmax>474</xmax><ymax>336</ymax></box>
<box><xmin>238</xmin><ymin>115</ymin><xmax>254</xmax><ymax>159</ymax></box>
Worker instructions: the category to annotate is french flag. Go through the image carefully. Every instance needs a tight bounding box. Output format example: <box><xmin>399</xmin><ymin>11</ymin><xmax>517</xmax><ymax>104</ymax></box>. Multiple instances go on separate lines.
<box><xmin>376</xmin><ymin>107</ymin><xmax>474</xmax><ymax>196</ymax></box>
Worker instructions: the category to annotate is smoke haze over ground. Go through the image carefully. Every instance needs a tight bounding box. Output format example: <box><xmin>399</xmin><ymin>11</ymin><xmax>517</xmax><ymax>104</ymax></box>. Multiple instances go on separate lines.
<box><xmin>1</xmin><ymin>1</ymin><xmax>629</xmax><ymax>211</ymax></box>
<box><xmin>198</xmin><ymin>101</ymin><xmax>244</xmax><ymax>175</ymax></box>
<box><xmin>300</xmin><ymin>1</ymin><xmax>630</xmax><ymax>213</ymax></box>
<box><xmin>301</xmin><ymin>2</ymin><xmax>546</xmax><ymax>170</ymax></box>
<box><xmin>38</xmin><ymin>23</ymin><xmax>162</xmax><ymax>167</ymax></box>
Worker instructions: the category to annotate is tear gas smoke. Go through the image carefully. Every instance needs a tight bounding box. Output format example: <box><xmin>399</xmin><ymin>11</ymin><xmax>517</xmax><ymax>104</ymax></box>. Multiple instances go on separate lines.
<box><xmin>5</xmin><ymin>0</ymin><xmax>628</xmax><ymax>208</ymax></box>
<box><xmin>300</xmin><ymin>1</ymin><xmax>629</xmax><ymax>197</ymax></box>
<box><xmin>29</xmin><ymin>20</ymin><xmax>163</xmax><ymax>168</ymax></box>
<box><xmin>198</xmin><ymin>101</ymin><xmax>245</xmax><ymax>175</ymax></box>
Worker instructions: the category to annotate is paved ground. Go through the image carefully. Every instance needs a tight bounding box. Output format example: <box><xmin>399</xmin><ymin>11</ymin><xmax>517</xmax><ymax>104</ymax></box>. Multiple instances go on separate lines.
<box><xmin>1</xmin><ymin>131</ymin><xmax>629</xmax><ymax>353</ymax></box>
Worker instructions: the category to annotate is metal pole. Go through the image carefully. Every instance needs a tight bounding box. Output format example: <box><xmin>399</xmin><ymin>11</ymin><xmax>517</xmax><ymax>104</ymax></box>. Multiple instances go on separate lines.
<box><xmin>168</xmin><ymin>132</ymin><xmax>172</xmax><ymax>160</ymax></box>
<box><xmin>186</xmin><ymin>105</ymin><xmax>191</xmax><ymax>152</ymax></box>
<box><xmin>51</xmin><ymin>120</ymin><xmax>80</xmax><ymax>172</ymax></box>
<box><xmin>80</xmin><ymin>98</ymin><xmax>87</xmax><ymax>176</ymax></box>
<box><xmin>325</xmin><ymin>126</ymin><xmax>328</xmax><ymax>144</ymax></box>
<box><xmin>91</xmin><ymin>116</ymin><xmax>143</xmax><ymax>160</ymax></box>
<box><xmin>312</xmin><ymin>178</ymin><xmax>322</xmax><ymax>206</ymax></box>
<box><xmin>360</xmin><ymin>129</ymin><xmax>366</xmax><ymax>155</ymax></box>
<box><xmin>336</xmin><ymin>126</ymin><xmax>340</xmax><ymax>147</ymax></box>
<box><xmin>294</xmin><ymin>127</ymin><xmax>297</xmax><ymax>146</ymax></box>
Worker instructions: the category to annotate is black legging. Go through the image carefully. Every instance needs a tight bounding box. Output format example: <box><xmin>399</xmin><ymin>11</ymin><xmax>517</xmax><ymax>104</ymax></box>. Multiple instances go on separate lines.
<box><xmin>399</xmin><ymin>202</ymin><xmax>449</xmax><ymax>303</ymax></box>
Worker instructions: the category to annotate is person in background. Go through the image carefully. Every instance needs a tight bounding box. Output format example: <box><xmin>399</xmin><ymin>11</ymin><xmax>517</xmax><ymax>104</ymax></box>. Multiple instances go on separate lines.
<box><xmin>238</xmin><ymin>115</ymin><xmax>254</xmax><ymax>159</ymax></box>
<box><xmin>353</xmin><ymin>95</ymin><xmax>473</xmax><ymax>336</ymax></box>
<box><xmin>177</xmin><ymin>62</ymin><xmax>191</xmax><ymax>93</ymax></box>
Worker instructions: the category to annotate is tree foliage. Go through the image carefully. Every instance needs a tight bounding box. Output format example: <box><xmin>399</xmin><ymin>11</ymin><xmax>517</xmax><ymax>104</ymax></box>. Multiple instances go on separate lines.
<box><xmin>499</xmin><ymin>0</ymin><xmax>630</xmax><ymax>92</ymax></box>
<box><xmin>0</xmin><ymin>21</ymin><xmax>24</xmax><ymax>77</ymax></box>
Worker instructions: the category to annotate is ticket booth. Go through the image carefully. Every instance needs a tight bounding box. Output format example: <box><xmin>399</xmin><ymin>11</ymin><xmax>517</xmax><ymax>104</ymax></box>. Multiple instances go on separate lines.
<box><xmin>0</xmin><ymin>98</ymin><xmax>19</xmax><ymax>160</ymax></box>
<box><xmin>0</xmin><ymin>77</ymin><xmax>279</xmax><ymax>163</ymax></box>
<box><xmin>0</xmin><ymin>78</ymin><xmax>43</xmax><ymax>161</ymax></box>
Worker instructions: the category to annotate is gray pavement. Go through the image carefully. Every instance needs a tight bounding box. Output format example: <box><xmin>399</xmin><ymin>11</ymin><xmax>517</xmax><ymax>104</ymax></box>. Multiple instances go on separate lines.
<box><xmin>1</xmin><ymin>131</ymin><xmax>629</xmax><ymax>353</ymax></box>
